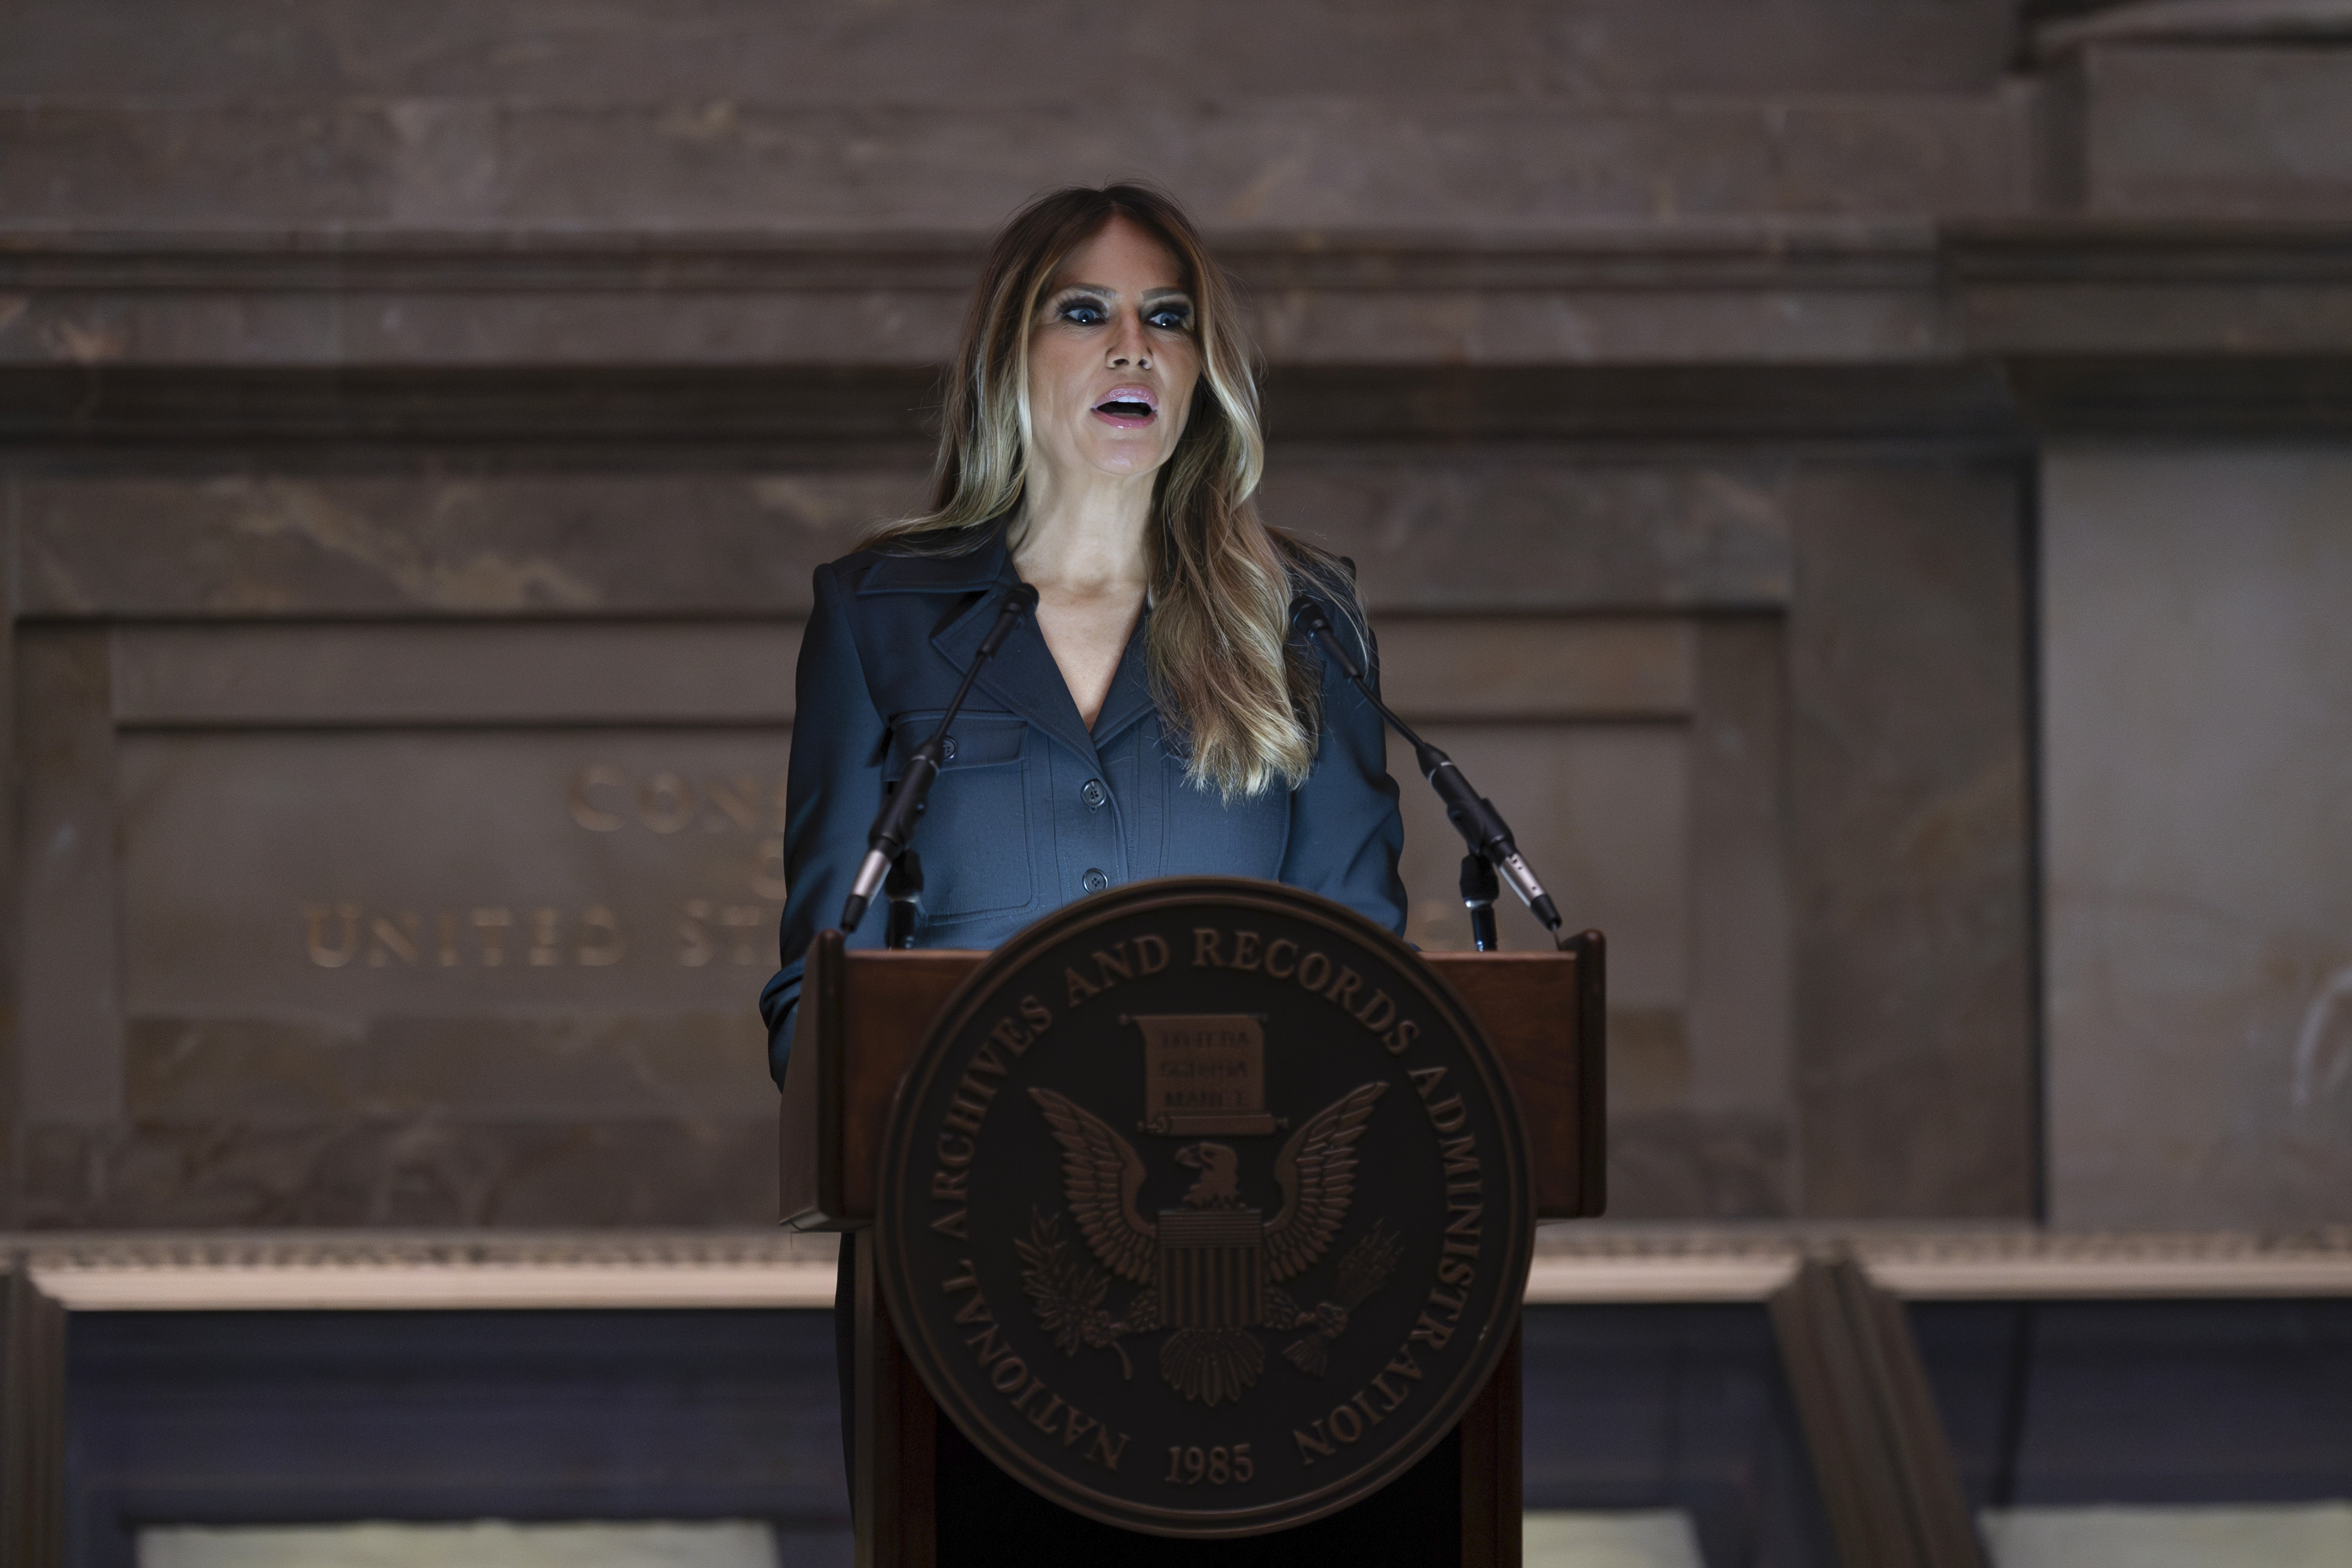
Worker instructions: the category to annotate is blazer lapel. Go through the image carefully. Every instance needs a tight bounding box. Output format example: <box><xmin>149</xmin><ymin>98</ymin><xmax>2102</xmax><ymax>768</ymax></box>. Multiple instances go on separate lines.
<box><xmin>1085</xmin><ymin>610</ymin><xmax>1157</xmax><ymax>749</ymax></box>
<box><xmin>918</xmin><ymin>537</ymin><xmax>1104</xmax><ymax>770</ymax></box>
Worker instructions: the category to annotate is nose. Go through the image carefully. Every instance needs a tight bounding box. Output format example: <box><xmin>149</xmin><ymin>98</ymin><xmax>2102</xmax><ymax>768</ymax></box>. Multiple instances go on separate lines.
<box><xmin>1106</xmin><ymin>308</ymin><xmax>1152</xmax><ymax>370</ymax></box>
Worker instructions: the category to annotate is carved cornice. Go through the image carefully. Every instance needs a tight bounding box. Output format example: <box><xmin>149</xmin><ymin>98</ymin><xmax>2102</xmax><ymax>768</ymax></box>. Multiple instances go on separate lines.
<box><xmin>2</xmin><ymin>223</ymin><xmax>2348</xmax><ymax>440</ymax></box>
<box><xmin>0</xmin><ymin>223</ymin><xmax>1952</xmax><ymax>378</ymax></box>
<box><xmin>0</xmin><ymin>223</ymin><xmax>1940</xmax><ymax>296</ymax></box>
<box><xmin>0</xmin><ymin>363</ymin><xmax>2024</xmax><ymax>450</ymax></box>
<box><xmin>2035</xmin><ymin>0</ymin><xmax>2352</xmax><ymax>60</ymax></box>
<box><xmin>0</xmin><ymin>231</ymin><xmax>983</xmax><ymax>310</ymax></box>
<box><xmin>1952</xmin><ymin>221</ymin><xmax>2352</xmax><ymax>284</ymax></box>
<box><xmin>1948</xmin><ymin>220</ymin><xmax>2352</xmax><ymax>355</ymax></box>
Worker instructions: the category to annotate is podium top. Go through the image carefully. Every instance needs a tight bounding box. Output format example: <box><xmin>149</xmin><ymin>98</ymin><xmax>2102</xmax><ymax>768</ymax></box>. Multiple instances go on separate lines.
<box><xmin>780</xmin><ymin>935</ymin><xmax>1605</xmax><ymax>1229</ymax></box>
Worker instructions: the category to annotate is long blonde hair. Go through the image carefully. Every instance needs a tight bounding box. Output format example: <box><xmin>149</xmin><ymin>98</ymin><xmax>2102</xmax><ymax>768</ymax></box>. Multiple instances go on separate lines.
<box><xmin>866</xmin><ymin>183</ymin><xmax>1343</xmax><ymax>798</ymax></box>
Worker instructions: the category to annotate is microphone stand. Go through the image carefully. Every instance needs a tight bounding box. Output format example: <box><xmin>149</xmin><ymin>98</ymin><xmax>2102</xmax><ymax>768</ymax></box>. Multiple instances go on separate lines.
<box><xmin>1460</xmin><ymin>852</ymin><xmax>1500</xmax><ymax>953</ymax></box>
<box><xmin>1291</xmin><ymin>596</ymin><xmax>1569</xmax><ymax>950</ymax></box>
<box><xmin>883</xmin><ymin>850</ymin><xmax>924</xmax><ymax>951</ymax></box>
<box><xmin>840</xmin><ymin>583</ymin><xmax>1040</xmax><ymax>935</ymax></box>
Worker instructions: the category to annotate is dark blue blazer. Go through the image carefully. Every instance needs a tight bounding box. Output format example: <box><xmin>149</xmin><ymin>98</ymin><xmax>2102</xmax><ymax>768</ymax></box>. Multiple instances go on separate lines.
<box><xmin>760</xmin><ymin>529</ymin><xmax>1407</xmax><ymax>1088</ymax></box>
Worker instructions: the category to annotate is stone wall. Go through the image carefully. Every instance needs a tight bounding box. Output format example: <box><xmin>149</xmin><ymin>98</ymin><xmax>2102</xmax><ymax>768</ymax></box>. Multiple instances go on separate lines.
<box><xmin>2042</xmin><ymin>448</ymin><xmax>2352</xmax><ymax>1227</ymax></box>
<box><xmin>0</xmin><ymin>0</ymin><xmax>2028</xmax><ymax>232</ymax></box>
<box><xmin>3</xmin><ymin>0</ymin><xmax>2346</xmax><ymax>1230</ymax></box>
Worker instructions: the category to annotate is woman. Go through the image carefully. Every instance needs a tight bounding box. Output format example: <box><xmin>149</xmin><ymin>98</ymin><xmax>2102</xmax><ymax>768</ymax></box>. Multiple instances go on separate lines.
<box><xmin>762</xmin><ymin>185</ymin><xmax>1432</xmax><ymax>1563</ymax></box>
<box><xmin>760</xmin><ymin>183</ymin><xmax>1404</xmax><ymax>1066</ymax></box>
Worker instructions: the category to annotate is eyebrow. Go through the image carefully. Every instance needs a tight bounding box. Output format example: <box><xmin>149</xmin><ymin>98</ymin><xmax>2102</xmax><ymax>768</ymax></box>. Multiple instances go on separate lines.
<box><xmin>1050</xmin><ymin>282</ymin><xmax>1193</xmax><ymax>301</ymax></box>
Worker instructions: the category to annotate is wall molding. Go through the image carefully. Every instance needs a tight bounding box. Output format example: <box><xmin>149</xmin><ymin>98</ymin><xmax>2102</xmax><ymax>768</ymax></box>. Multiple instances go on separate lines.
<box><xmin>0</xmin><ymin>223</ymin><xmax>1944</xmax><ymax>296</ymax></box>
<box><xmin>1</xmin><ymin>223</ymin><xmax>2345</xmax><ymax>440</ymax></box>
<box><xmin>2036</xmin><ymin>0</ymin><xmax>2352</xmax><ymax>60</ymax></box>
<box><xmin>12</xmin><ymin>1226</ymin><xmax>2350</xmax><ymax>1312</ymax></box>
<box><xmin>1532</xmin><ymin>1224</ymin><xmax>2352</xmax><ymax>1300</ymax></box>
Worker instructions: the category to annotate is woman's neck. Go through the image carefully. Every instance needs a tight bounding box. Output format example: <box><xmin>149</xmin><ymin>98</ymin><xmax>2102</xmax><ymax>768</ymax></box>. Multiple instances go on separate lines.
<box><xmin>1010</xmin><ymin>466</ymin><xmax>1153</xmax><ymax>595</ymax></box>
<box><xmin>1010</xmin><ymin>465</ymin><xmax>1153</xmax><ymax>731</ymax></box>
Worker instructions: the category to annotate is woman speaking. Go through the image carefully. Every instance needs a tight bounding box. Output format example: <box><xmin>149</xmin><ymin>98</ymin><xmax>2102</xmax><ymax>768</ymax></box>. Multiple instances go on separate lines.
<box><xmin>760</xmin><ymin>183</ymin><xmax>1403</xmax><ymax>1066</ymax></box>
<box><xmin>761</xmin><ymin>184</ymin><xmax>1417</xmax><ymax>1560</ymax></box>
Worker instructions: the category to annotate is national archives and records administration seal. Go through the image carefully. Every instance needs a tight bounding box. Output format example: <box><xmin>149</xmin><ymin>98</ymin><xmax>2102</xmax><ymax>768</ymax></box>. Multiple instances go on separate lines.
<box><xmin>873</xmin><ymin>877</ymin><xmax>1535</xmax><ymax>1538</ymax></box>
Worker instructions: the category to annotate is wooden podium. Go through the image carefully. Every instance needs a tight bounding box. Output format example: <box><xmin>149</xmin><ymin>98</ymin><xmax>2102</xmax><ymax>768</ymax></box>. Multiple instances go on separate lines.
<box><xmin>780</xmin><ymin>930</ymin><xmax>1606</xmax><ymax>1568</ymax></box>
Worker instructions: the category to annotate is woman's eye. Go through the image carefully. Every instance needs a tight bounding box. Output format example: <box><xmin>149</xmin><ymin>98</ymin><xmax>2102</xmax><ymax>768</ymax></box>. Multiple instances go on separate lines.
<box><xmin>1147</xmin><ymin>306</ymin><xmax>1193</xmax><ymax>330</ymax></box>
<box><xmin>1058</xmin><ymin>299</ymin><xmax>1107</xmax><ymax>326</ymax></box>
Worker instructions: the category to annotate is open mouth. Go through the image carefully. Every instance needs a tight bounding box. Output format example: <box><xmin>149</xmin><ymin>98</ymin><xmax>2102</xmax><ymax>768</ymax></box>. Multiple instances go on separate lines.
<box><xmin>1092</xmin><ymin>387</ymin><xmax>1159</xmax><ymax>424</ymax></box>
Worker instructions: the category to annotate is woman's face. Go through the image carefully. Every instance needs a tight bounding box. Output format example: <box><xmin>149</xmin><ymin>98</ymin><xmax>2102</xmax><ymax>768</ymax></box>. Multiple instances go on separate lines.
<box><xmin>1025</xmin><ymin>216</ymin><xmax>1201</xmax><ymax>486</ymax></box>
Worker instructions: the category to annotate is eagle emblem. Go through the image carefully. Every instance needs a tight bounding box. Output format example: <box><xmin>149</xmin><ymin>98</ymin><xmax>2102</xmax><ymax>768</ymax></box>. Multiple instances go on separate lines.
<box><xmin>1019</xmin><ymin>1082</ymin><xmax>1403</xmax><ymax>1407</ymax></box>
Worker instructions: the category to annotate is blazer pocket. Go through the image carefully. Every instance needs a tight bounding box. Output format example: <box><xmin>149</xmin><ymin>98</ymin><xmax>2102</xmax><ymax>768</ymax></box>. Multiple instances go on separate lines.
<box><xmin>883</xmin><ymin>712</ymin><xmax>1033</xmax><ymax>920</ymax></box>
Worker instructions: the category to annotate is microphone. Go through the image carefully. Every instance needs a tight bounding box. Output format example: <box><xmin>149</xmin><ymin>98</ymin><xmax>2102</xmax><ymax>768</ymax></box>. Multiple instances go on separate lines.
<box><xmin>1290</xmin><ymin>595</ymin><xmax>1567</xmax><ymax>945</ymax></box>
<box><xmin>840</xmin><ymin>581</ymin><xmax>1040</xmax><ymax>934</ymax></box>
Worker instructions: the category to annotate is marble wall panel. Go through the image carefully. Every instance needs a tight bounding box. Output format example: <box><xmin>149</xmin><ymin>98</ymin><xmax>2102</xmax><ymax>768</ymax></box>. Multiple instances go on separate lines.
<box><xmin>1262</xmin><ymin>456</ymin><xmax>1796</xmax><ymax>612</ymax></box>
<box><xmin>13</xmin><ymin>597</ymin><xmax>1762</xmax><ymax>1225</ymax></box>
<box><xmin>16</xmin><ymin>1116</ymin><xmax>779</xmax><ymax>1229</ymax></box>
<box><xmin>1374</xmin><ymin>617</ymin><xmax>1691</xmax><ymax>722</ymax></box>
<box><xmin>35</xmin><ymin>723</ymin><xmax>796</xmax><ymax>1227</ymax></box>
<box><xmin>0</xmin><ymin>0</ymin><xmax>2025</xmax><ymax>240</ymax></box>
<box><xmin>0</xmin><ymin>0</ymin><xmax>2018</xmax><ymax>102</ymax></box>
<box><xmin>109</xmin><ymin>616</ymin><xmax>1668</xmax><ymax>730</ymax></box>
<box><xmin>1604</xmin><ymin>1111</ymin><xmax>1792</xmax><ymax>1220</ymax></box>
<box><xmin>7</xmin><ymin>451</ymin><xmax>2052</xmax><ymax>1226</ymax></box>
<box><xmin>0</xmin><ymin>96</ymin><xmax>2033</xmax><ymax>234</ymax></box>
<box><xmin>16</xmin><ymin>457</ymin><xmax>1795</xmax><ymax>618</ymax></box>
<box><xmin>1392</xmin><ymin>722</ymin><xmax>1689</xmax><ymax>986</ymax></box>
<box><xmin>1630</xmin><ymin>615</ymin><xmax>1799</xmax><ymax>1220</ymax></box>
<box><xmin>14</xmin><ymin>469</ymin><xmax>920</xmax><ymax>617</ymax></box>
<box><xmin>1244</xmin><ymin>278</ymin><xmax>1953</xmax><ymax>370</ymax></box>
<box><xmin>2042</xmin><ymin>448</ymin><xmax>2352</xmax><ymax>1227</ymax></box>
<box><xmin>5</xmin><ymin>445</ymin><xmax>2046</xmax><ymax>1226</ymax></box>
<box><xmin>2079</xmin><ymin>43</ymin><xmax>2352</xmax><ymax>219</ymax></box>
<box><xmin>118</xmin><ymin>730</ymin><xmax>791</xmax><ymax>1018</ymax></box>
<box><xmin>113</xmin><ymin>622</ymin><xmax>803</xmax><ymax>727</ymax></box>
<box><xmin>0</xmin><ymin>538</ymin><xmax>14</xmax><ymax>1199</ymax></box>
<box><xmin>1786</xmin><ymin>460</ymin><xmax>2035</xmax><ymax>1217</ymax></box>
<box><xmin>125</xmin><ymin>1015</ymin><xmax>760</xmax><ymax>1125</ymax></box>
<box><xmin>14</xmin><ymin>629</ymin><xmax>122</xmax><ymax>1128</ymax></box>
<box><xmin>1386</xmin><ymin>713</ymin><xmax>1772</xmax><ymax>1218</ymax></box>
<box><xmin>1688</xmin><ymin>618</ymin><xmax>1793</xmax><ymax>1122</ymax></box>
<box><xmin>113</xmin><ymin>650</ymin><xmax>1693</xmax><ymax>1009</ymax></box>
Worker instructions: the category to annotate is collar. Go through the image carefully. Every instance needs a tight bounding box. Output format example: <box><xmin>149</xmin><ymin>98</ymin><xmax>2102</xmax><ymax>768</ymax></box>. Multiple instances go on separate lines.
<box><xmin>853</xmin><ymin>529</ymin><xmax>1015</xmax><ymax>597</ymax></box>
<box><xmin>905</xmin><ymin>529</ymin><xmax>1101</xmax><ymax>766</ymax></box>
<box><xmin>871</xmin><ymin>524</ymin><xmax>1160</xmax><ymax>764</ymax></box>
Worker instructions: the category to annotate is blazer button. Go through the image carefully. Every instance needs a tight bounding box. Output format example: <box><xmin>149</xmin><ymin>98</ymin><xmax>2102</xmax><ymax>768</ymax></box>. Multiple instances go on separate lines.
<box><xmin>941</xmin><ymin>735</ymin><xmax>957</xmax><ymax>760</ymax></box>
<box><xmin>1080</xmin><ymin>779</ymin><xmax>1107</xmax><ymax>808</ymax></box>
<box><xmin>1082</xmin><ymin>868</ymin><xmax>1110</xmax><ymax>893</ymax></box>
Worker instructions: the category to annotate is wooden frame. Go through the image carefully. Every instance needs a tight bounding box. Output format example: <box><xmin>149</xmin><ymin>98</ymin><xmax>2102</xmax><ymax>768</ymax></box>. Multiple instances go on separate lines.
<box><xmin>1</xmin><ymin>1265</ymin><xmax>68</xmax><ymax>1568</ymax></box>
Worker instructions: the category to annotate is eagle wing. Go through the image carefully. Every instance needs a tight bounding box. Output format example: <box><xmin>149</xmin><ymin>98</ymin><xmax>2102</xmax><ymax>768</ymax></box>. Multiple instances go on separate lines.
<box><xmin>1262</xmin><ymin>1081</ymin><xmax>1388</xmax><ymax>1281</ymax></box>
<box><xmin>1027</xmin><ymin>1087</ymin><xmax>1156</xmax><ymax>1284</ymax></box>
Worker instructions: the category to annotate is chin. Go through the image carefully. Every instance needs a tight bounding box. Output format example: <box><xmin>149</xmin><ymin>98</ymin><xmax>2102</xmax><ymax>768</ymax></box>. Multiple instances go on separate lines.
<box><xmin>1083</xmin><ymin>440</ymin><xmax>1168</xmax><ymax>477</ymax></box>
